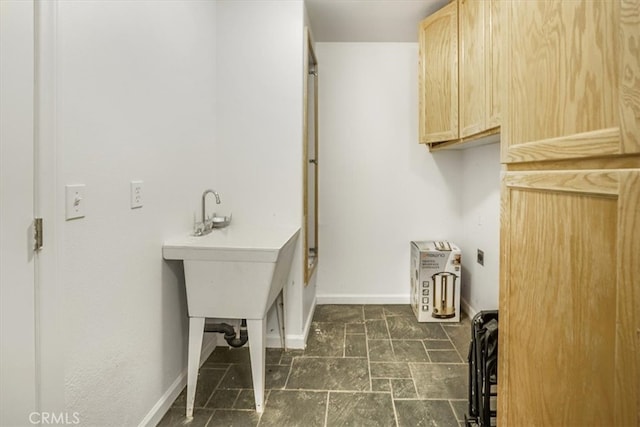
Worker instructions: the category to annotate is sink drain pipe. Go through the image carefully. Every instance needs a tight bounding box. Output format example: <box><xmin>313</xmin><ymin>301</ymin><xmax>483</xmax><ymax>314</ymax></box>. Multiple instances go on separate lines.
<box><xmin>204</xmin><ymin>319</ymin><xmax>249</xmax><ymax>348</ymax></box>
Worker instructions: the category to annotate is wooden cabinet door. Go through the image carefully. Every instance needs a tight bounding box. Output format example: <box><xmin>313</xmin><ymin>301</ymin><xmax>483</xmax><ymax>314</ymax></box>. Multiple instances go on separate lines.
<box><xmin>501</xmin><ymin>0</ymin><xmax>640</xmax><ymax>164</ymax></box>
<box><xmin>459</xmin><ymin>0</ymin><xmax>485</xmax><ymax>138</ymax></box>
<box><xmin>499</xmin><ymin>1</ymin><xmax>640</xmax><ymax>424</ymax></box>
<box><xmin>418</xmin><ymin>1</ymin><xmax>458</xmax><ymax>144</ymax></box>
<box><xmin>499</xmin><ymin>169</ymin><xmax>640</xmax><ymax>426</ymax></box>
<box><xmin>484</xmin><ymin>0</ymin><xmax>500</xmax><ymax>129</ymax></box>
<box><xmin>459</xmin><ymin>0</ymin><xmax>501</xmax><ymax>139</ymax></box>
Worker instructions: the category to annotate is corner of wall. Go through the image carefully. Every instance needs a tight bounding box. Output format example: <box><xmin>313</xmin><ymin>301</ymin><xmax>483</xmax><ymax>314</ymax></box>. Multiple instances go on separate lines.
<box><xmin>458</xmin><ymin>143</ymin><xmax>501</xmax><ymax>312</ymax></box>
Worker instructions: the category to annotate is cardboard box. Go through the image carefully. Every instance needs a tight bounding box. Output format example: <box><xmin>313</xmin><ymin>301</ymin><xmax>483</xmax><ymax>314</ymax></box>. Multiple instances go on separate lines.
<box><xmin>410</xmin><ymin>241</ymin><xmax>461</xmax><ymax>322</ymax></box>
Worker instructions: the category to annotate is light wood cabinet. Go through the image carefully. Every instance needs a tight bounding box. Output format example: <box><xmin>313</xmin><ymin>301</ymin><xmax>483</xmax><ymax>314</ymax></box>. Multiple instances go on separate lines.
<box><xmin>500</xmin><ymin>170</ymin><xmax>639</xmax><ymax>426</ymax></box>
<box><xmin>484</xmin><ymin>0</ymin><xmax>500</xmax><ymax>129</ymax></box>
<box><xmin>499</xmin><ymin>1</ymin><xmax>640</xmax><ymax>425</ymax></box>
<box><xmin>418</xmin><ymin>1</ymin><xmax>458</xmax><ymax>144</ymax></box>
<box><xmin>459</xmin><ymin>0</ymin><xmax>486</xmax><ymax>138</ymax></box>
<box><xmin>500</xmin><ymin>0</ymin><xmax>640</xmax><ymax>164</ymax></box>
<box><xmin>419</xmin><ymin>0</ymin><xmax>501</xmax><ymax>148</ymax></box>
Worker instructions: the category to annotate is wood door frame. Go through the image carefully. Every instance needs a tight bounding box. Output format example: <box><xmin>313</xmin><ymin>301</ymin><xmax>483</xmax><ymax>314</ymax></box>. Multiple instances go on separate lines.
<box><xmin>303</xmin><ymin>27</ymin><xmax>318</xmax><ymax>285</ymax></box>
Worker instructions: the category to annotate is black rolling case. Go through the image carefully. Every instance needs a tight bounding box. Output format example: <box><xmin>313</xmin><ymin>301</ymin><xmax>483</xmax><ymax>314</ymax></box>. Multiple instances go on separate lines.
<box><xmin>464</xmin><ymin>310</ymin><xmax>498</xmax><ymax>427</ymax></box>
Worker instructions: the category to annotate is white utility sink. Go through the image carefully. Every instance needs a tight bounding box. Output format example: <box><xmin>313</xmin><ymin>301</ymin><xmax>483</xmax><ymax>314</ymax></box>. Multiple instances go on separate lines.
<box><xmin>163</xmin><ymin>224</ymin><xmax>300</xmax><ymax>416</ymax></box>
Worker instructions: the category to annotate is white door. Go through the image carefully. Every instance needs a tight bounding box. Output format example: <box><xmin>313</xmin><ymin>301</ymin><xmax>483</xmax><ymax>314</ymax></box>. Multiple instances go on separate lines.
<box><xmin>0</xmin><ymin>1</ymin><xmax>38</xmax><ymax>425</ymax></box>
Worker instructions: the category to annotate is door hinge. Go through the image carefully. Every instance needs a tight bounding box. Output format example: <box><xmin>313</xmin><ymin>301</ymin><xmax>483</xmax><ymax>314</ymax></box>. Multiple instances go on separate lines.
<box><xmin>34</xmin><ymin>217</ymin><xmax>43</xmax><ymax>251</ymax></box>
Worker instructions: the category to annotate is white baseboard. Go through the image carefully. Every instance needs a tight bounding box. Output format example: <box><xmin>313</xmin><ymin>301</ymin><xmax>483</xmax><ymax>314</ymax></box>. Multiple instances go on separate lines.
<box><xmin>138</xmin><ymin>338</ymin><xmax>217</xmax><ymax>427</ymax></box>
<box><xmin>299</xmin><ymin>295</ymin><xmax>316</xmax><ymax>348</ymax></box>
<box><xmin>316</xmin><ymin>294</ymin><xmax>410</xmax><ymax>305</ymax></box>
<box><xmin>141</xmin><ymin>297</ymin><xmax>321</xmax><ymax>425</ymax></box>
<box><xmin>266</xmin><ymin>332</ymin><xmax>306</xmax><ymax>349</ymax></box>
<box><xmin>310</xmin><ymin>294</ymin><xmax>479</xmax><ymax>320</ymax></box>
<box><xmin>461</xmin><ymin>298</ymin><xmax>478</xmax><ymax>318</ymax></box>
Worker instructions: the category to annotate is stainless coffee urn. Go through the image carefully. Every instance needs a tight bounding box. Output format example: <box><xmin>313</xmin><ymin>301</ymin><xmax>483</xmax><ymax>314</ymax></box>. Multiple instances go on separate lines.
<box><xmin>431</xmin><ymin>271</ymin><xmax>457</xmax><ymax>319</ymax></box>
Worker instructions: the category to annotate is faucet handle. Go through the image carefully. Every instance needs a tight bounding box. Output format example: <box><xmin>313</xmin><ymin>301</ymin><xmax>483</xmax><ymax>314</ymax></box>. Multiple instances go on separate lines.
<box><xmin>193</xmin><ymin>221</ymin><xmax>205</xmax><ymax>236</ymax></box>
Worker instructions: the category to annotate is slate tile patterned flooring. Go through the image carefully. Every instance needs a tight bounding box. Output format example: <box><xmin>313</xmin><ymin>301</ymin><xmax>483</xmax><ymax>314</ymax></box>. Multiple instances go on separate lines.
<box><xmin>158</xmin><ymin>305</ymin><xmax>470</xmax><ymax>427</ymax></box>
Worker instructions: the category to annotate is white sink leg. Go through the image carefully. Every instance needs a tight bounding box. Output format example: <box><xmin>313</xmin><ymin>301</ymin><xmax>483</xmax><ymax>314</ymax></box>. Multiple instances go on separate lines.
<box><xmin>246</xmin><ymin>318</ymin><xmax>266</xmax><ymax>413</ymax></box>
<box><xmin>186</xmin><ymin>316</ymin><xmax>205</xmax><ymax>418</ymax></box>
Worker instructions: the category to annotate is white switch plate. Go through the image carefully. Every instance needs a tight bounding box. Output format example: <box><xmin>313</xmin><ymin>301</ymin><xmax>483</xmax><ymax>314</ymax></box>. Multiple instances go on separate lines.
<box><xmin>130</xmin><ymin>181</ymin><xmax>143</xmax><ymax>209</ymax></box>
<box><xmin>65</xmin><ymin>184</ymin><xmax>86</xmax><ymax>220</ymax></box>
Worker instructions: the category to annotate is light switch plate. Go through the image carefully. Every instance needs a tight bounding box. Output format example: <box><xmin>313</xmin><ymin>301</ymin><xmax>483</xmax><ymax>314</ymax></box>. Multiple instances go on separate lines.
<box><xmin>65</xmin><ymin>184</ymin><xmax>86</xmax><ymax>220</ymax></box>
<box><xmin>130</xmin><ymin>181</ymin><xmax>143</xmax><ymax>209</ymax></box>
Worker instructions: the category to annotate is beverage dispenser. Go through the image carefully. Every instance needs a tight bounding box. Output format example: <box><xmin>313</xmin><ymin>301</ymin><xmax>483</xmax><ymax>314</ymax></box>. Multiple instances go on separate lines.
<box><xmin>431</xmin><ymin>271</ymin><xmax>457</xmax><ymax>319</ymax></box>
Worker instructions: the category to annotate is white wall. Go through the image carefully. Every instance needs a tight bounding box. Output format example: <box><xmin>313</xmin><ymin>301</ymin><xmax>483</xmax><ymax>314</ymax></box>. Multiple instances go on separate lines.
<box><xmin>215</xmin><ymin>0</ymin><xmax>308</xmax><ymax>345</ymax></box>
<box><xmin>19</xmin><ymin>2</ymin><xmax>497</xmax><ymax>424</ymax></box>
<box><xmin>458</xmin><ymin>143</ymin><xmax>501</xmax><ymax>313</ymax></box>
<box><xmin>48</xmin><ymin>1</ymin><xmax>310</xmax><ymax>423</ymax></box>
<box><xmin>54</xmin><ymin>1</ymin><xmax>218</xmax><ymax>424</ymax></box>
<box><xmin>315</xmin><ymin>43</ymin><xmax>462</xmax><ymax>303</ymax></box>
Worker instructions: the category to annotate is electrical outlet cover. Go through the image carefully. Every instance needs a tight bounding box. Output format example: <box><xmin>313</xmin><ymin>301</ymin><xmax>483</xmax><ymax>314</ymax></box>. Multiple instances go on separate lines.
<box><xmin>130</xmin><ymin>181</ymin><xmax>143</xmax><ymax>209</ymax></box>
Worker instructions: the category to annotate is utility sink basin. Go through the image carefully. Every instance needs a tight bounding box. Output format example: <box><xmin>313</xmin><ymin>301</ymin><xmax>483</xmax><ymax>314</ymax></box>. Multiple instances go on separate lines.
<box><xmin>163</xmin><ymin>224</ymin><xmax>300</xmax><ymax>416</ymax></box>
<box><xmin>163</xmin><ymin>224</ymin><xmax>300</xmax><ymax>319</ymax></box>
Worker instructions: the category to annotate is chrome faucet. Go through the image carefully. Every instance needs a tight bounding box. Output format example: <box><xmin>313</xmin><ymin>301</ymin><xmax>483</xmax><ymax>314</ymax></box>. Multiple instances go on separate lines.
<box><xmin>198</xmin><ymin>189</ymin><xmax>221</xmax><ymax>235</ymax></box>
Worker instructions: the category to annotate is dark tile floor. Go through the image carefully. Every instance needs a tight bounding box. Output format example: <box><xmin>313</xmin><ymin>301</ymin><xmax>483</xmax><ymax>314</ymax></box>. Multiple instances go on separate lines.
<box><xmin>158</xmin><ymin>304</ymin><xmax>471</xmax><ymax>427</ymax></box>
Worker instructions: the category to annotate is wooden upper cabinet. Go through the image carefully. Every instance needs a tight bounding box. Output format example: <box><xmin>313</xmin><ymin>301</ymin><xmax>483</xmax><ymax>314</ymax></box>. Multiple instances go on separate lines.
<box><xmin>498</xmin><ymin>1</ymin><xmax>640</xmax><ymax>425</ymax></box>
<box><xmin>459</xmin><ymin>0</ymin><xmax>502</xmax><ymax>138</ymax></box>
<box><xmin>501</xmin><ymin>0</ymin><xmax>640</xmax><ymax>164</ymax></box>
<box><xmin>459</xmin><ymin>0</ymin><xmax>486</xmax><ymax>138</ymax></box>
<box><xmin>419</xmin><ymin>0</ymin><xmax>501</xmax><ymax>147</ymax></box>
<box><xmin>418</xmin><ymin>1</ymin><xmax>458</xmax><ymax>144</ymax></box>
<box><xmin>485</xmin><ymin>0</ymin><xmax>501</xmax><ymax>129</ymax></box>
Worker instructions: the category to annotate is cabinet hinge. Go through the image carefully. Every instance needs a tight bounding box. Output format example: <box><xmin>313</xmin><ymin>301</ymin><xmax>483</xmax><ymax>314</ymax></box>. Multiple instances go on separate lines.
<box><xmin>34</xmin><ymin>217</ymin><xmax>43</xmax><ymax>251</ymax></box>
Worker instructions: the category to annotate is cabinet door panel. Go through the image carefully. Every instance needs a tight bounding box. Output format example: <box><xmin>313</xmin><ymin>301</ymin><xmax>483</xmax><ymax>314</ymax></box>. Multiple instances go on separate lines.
<box><xmin>502</xmin><ymin>0</ymin><xmax>640</xmax><ymax>163</ymax></box>
<box><xmin>485</xmin><ymin>0</ymin><xmax>500</xmax><ymax>129</ymax></box>
<box><xmin>619</xmin><ymin>0</ymin><xmax>640</xmax><ymax>154</ymax></box>
<box><xmin>418</xmin><ymin>2</ymin><xmax>458</xmax><ymax>144</ymax></box>
<box><xmin>459</xmin><ymin>0</ymin><xmax>485</xmax><ymax>138</ymax></box>
<box><xmin>499</xmin><ymin>169</ymin><xmax>640</xmax><ymax>426</ymax></box>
